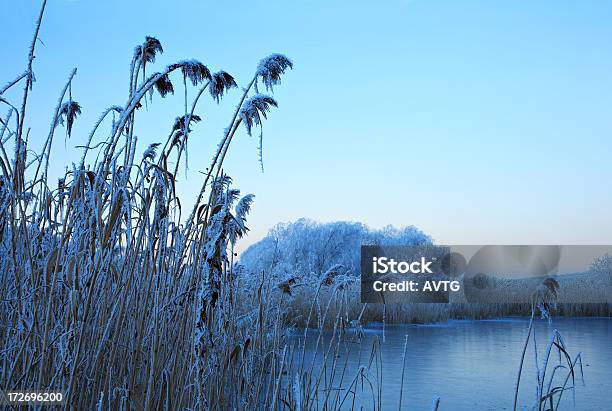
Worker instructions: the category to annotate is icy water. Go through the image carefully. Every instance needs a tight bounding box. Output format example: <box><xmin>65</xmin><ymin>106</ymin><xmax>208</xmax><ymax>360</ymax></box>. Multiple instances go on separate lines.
<box><xmin>302</xmin><ymin>318</ymin><xmax>612</xmax><ymax>410</ymax></box>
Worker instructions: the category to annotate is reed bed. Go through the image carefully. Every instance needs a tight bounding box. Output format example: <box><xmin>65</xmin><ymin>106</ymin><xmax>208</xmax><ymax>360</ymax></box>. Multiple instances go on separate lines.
<box><xmin>0</xmin><ymin>2</ymin><xmax>304</xmax><ymax>409</ymax></box>
<box><xmin>281</xmin><ymin>276</ymin><xmax>611</xmax><ymax>327</ymax></box>
<box><xmin>0</xmin><ymin>3</ymin><xmax>407</xmax><ymax>409</ymax></box>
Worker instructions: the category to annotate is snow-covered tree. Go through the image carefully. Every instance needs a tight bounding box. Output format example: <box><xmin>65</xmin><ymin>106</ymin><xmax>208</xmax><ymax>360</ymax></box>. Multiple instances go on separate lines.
<box><xmin>238</xmin><ymin>218</ymin><xmax>431</xmax><ymax>280</ymax></box>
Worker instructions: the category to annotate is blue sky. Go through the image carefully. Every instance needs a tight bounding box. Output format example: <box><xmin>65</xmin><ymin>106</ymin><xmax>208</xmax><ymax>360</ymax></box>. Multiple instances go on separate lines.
<box><xmin>2</xmin><ymin>0</ymin><xmax>612</xmax><ymax>251</ymax></box>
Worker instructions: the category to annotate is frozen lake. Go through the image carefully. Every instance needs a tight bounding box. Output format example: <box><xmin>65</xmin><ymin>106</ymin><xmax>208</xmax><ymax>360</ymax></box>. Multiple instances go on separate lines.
<box><xmin>301</xmin><ymin>317</ymin><xmax>612</xmax><ymax>410</ymax></box>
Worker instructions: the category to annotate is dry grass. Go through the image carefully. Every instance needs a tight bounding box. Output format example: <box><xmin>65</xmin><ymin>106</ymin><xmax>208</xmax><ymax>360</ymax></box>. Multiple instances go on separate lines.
<box><xmin>0</xmin><ymin>2</ymin><xmax>303</xmax><ymax>409</ymax></box>
<box><xmin>0</xmin><ymin>3</ymin><xmax>414</xmax><ymax>410</ymax></box>
<box><xmin>281</xmin><ymin>276</ymin><xmax>611</xmax><ymax>328</ymax></box>
<box><xmin>512</xmin><ymin>283</ymin><xmax>585</xmax><ymax>411</ymax></box>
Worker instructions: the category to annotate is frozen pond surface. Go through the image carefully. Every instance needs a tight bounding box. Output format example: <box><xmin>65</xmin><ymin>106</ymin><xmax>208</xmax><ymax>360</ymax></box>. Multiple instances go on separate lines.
<box><xmin>302</xmin><ymin>317</ymin><xmax>612</xmax><ymax>410</ymax></box>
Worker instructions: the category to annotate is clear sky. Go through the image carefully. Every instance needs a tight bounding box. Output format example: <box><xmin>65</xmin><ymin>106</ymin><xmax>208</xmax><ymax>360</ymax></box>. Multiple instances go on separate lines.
<box><xmin>2</xmin><ymin>0</ymin><xmax>612</xmax><ymax>251</ymax></box>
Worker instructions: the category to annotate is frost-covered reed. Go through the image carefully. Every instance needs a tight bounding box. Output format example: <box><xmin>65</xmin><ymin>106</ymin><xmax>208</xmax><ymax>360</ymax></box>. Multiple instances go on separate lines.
<box><xmin>0</xmin><ymin>2</ymin><xmax>318</xmax><ymax>409</ymax></box>
<box><xmin>0</xmin><ymin>3</ymin><xmax>395</xmax><ymax>410</ymax></box>
<box><xmin>512</xmin><ymin>280</ymin><xmax>585</xmax><ymax>411</ymax></box>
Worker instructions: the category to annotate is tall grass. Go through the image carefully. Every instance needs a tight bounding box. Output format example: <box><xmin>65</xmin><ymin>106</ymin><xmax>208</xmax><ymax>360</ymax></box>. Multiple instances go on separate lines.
<box><xmin>0</xmin><ymin>3</ymin><xmax>406</xmax><ymax>410</ymax></box>
<box><xmin>513</xmin><ymin>281</ymin><xmax>585</xmax><ymax>411</ymax></box>
<box><xmin>0</xmin><ymin>2</ymin><xmax>304</xmax><ymax>409</ymax></box>
<box><xmin>281</xmin><ymin>277</ymin><xmax>611</xmax><ymax>327</ymax></box>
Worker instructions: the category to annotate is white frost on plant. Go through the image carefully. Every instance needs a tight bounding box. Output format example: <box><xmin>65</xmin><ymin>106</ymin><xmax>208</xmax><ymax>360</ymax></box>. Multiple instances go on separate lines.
<box><xmin>239</xmin><ymin>94</ymin><xmax>278</xmax><ymax>171</ymax></box>
<box><xmin>256</xmin><ymin>53</ymin><xmax>293</xmax><ymax>92</ymax></box>
<box><xmin>239</xmin><ymin>94</ymin><xmax>277</xmax><ymax>136</ymax></box>
<box><xmin>209</xmin><ymin>71</ymin><xmax>237</xmax><ymax>103</ymax></box>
